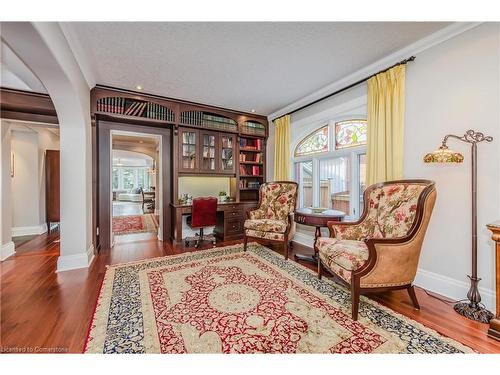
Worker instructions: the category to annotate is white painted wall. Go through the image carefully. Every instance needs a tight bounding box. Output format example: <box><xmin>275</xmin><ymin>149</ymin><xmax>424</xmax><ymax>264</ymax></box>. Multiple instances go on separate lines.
<box><xmin>267</xmin><ymin>23</ymin><xmax>500</xmax><ymax>310</ymax></box>
<box><xmin>11</xmin><ymin>130</ymin><xmax>40</xmax><ymax>230</ymax></box>
<box><xmin>7</xmin><ymin>126</ymin><xmax>60</xmax><ymax>237</ymax></box>
<box><xmin>405</xmin><ymin>23</ymin><xmax>499</xmax><ymax>309</ymax></box>
<box><xmin>0</xmin><ymin>121</ymin><xmax>15</xmax><ymax>260</ymax></box>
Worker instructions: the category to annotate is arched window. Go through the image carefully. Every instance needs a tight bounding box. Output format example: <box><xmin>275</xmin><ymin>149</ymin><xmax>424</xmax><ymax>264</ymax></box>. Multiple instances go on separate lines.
<box><xmin>293</xmin><ymin>119</ymin><xmax>367</xmax><ymax>220</ymax></box>
<box><xmin>335</xmin><ymin>120</ymin><xmax>367</xmax><ymax>149</ymax></box>
<box><xmin>294</xmin><ymin>125</ymin><xmax>329</xmax><ymax>157</ymax></box>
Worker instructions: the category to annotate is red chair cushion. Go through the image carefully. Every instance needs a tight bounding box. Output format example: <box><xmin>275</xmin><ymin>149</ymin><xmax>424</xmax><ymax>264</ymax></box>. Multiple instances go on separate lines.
<box><xmin>189</xmin><ymin>197</ymin><xmax>218</xmax><ymax>228</ymax></box>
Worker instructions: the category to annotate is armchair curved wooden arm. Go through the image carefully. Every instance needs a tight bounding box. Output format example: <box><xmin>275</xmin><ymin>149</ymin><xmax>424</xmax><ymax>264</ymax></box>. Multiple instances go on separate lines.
<box><xmin>243</xmin><ymin>181</ymin><xmax>298</xmax><ymax>259</ymax></box>
<box><xmin>318</xmin><ymin>179</ymin><xmax>437</xmax><ymax>320</ymax></box>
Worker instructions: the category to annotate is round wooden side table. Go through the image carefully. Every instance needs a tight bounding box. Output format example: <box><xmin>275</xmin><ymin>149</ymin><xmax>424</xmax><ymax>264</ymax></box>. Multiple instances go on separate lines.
<box><xmin>293</xmin><ymin>208</ymin><xmax>345</xmax><ymax>263</ymax></box>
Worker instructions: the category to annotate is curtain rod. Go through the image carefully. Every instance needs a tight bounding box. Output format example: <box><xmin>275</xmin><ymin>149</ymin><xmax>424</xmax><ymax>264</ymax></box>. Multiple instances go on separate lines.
<box><xmin>272</xmin><ymin>56</ymin><xmax>416</xmax><ymax>122</ymax></box>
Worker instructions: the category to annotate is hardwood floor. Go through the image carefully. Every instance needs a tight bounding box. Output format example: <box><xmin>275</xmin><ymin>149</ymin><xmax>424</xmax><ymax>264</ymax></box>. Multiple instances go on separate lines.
<box><xmin>1</xmin><ymin>232</ymin><xmax>499</xmax><ymax>353</ymax></box>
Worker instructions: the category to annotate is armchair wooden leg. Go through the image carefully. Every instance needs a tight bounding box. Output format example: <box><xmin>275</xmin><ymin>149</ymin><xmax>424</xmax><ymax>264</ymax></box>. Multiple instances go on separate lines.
<box><xmin>407</xmin><ymin>285</ymin><xmax>420</xmax><ymax>310</ymax></box>
<box><xmin>317</xmin><ymin>256</ymin><xmax>323</xmax><ymax>280</ymax></box>
<box><xmin>283</xmin><ymin>239</ymin><xmax>289</xmax><ymax>260</ymax></box>
<box><xmin>243</xmin><ymin>235</ymin><xmax>248</xmax><ymax>252</ymax></box>
<box><xmin>351</xmin><ymin>278</ymin><xmax>360</xmax><ymax>321</ymax></box>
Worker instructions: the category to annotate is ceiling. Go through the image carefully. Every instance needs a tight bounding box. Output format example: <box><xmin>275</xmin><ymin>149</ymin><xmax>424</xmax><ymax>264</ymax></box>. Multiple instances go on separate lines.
<box><xmin>112</xmin><ymin>133</ymin><xmax>159</xmax><ymax>148</ymax></box>
<box><xmin>112</xmin><ymin>149</ymin><xmax>153</xmax><ymax>167</ymax></box>
<box><xmin>65</xmin><ymin>22</ymin><xmax>451</xmax><ymax>115</ymax></box>
<box><xmin>1</xmin><ymin>41</ymin><xmax>47</xmax><ymax>93</ymax></box>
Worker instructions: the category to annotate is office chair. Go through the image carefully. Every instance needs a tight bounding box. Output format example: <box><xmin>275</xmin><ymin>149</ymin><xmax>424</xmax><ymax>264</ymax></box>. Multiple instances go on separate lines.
<box><xmin>185</xmin><ymin>197</ymin><xmax>218</xmax><ymax>248</ymax></box>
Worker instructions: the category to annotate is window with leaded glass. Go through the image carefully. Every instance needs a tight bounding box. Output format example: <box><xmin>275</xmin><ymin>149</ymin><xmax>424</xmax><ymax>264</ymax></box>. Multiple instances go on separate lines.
<box><xmin>335</xmin><ymin>120</ymin><xmax>367</xmax><ymax>149</ymax></box>
<box><xmin>294</xmin><ymin>126</ymin><xmax>329</xmax><ymax>156</ymax></box>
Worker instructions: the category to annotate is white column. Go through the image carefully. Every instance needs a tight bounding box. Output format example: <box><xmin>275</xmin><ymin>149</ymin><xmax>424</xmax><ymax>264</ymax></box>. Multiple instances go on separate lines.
<box><xmin>1</xmin><ymin>22</ymin><xmax>94</xmax><ymax>271</ymax></box>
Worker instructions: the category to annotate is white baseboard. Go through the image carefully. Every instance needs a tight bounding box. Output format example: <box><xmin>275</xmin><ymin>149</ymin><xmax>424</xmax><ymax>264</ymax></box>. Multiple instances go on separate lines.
<box><xmin>414</xmin><ymin>268</ymin><xmax>495</xmax><ymax>312</ymax></box>
<box><xmin>292</xmin><ymin>232</ymin><xmax>496</xmax><ymax>311</ymax></box>
<box><xmin>292</xmin><ymin>232</ymin><xmax>315</xmax><ymax>248</ymax></box>
<box><xmin>56</xmin><ymin>244</ymin><xmax>95</xmax><ymax>272</ymax></box>
<box><xmin>12</xmin><ymin>223</ymin><xmax>47</xmax><ymax>237</ymax></box>
<box><xmin>1</xmin><ymin>241</ymin><xmax>15</xmax><ymax>261</ymax></box>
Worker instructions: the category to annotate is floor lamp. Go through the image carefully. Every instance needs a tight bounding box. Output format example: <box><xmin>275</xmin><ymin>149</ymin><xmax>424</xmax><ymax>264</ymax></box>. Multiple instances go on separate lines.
<box><xmin>424</xmin><ymin>130</ymin><xmax>494</xmax><ymax>323</ymax></box>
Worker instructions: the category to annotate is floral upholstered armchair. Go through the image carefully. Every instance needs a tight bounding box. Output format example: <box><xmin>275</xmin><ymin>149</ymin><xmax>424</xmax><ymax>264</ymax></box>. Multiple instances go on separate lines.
<box><xmin>243</xmin><ymin>181</ymin><xmax>298</xmax><ymax>260</ymax></box>
<box><xmin>316</xmin><ymin>179</ymin><xmax>436</xmax><ymax>321</ymax></box>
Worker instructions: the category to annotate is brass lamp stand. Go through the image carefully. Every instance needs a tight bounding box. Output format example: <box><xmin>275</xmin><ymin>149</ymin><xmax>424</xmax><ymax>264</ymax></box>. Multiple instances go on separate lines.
<box><xmin>424</xmin><ymin>130</ymin><xmax>494</xmax><ymax>323</ymax></box>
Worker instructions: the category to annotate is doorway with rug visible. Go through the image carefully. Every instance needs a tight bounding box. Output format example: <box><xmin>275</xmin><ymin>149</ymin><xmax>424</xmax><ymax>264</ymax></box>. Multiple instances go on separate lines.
<box><xmin>110</xmin><ymin>132</ymin><xmax>161</xmax><ymax>244</ymax></box>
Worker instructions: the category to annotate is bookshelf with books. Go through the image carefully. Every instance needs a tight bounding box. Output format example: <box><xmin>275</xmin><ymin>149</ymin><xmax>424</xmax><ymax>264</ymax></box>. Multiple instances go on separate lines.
<box><xmin>91</xmin><ymin>86</ymin><xmax>268</xmax><ymax>207</ymax></box>
<box><xmin>96</xmin><ymin>96</ymin><xmax>175</xmax><ymax>122</ymax></box>
<box><xmin>180</xmin><ymin>109</ymin><xmax>238</xmax><ymax>133</ymax></box>
<box><xmin>238</xmin><ymin>136</ymin><xmax>266</xmax><ymax>201</ymax></box>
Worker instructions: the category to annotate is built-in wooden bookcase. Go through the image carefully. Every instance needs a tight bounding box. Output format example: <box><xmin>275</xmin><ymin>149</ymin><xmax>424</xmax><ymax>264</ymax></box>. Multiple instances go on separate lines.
<box><xmin>90</xmin><ymin>85</ymin><xmax>268</xmax><ymax>208</ymax></box>
<box><xmin>238</xmin><ymin>136</ymin><xmax>265</xmax><ymax>202</ymax></box>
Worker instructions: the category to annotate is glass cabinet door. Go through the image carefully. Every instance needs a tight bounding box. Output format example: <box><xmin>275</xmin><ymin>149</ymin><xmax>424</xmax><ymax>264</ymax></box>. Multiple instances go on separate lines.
<box><xmin>201</xmin><ymin>132</ymin><xmax>217</xmax><ymax>172</ymax></box>
<box><xmin>180</xmin><ymin>129</ymin><xmax>198</xmax><ymax>172</ymax></box>
<box><xmin>220</xmin><ymin>134</ymin><xmax>235</xmax><ymax>173</ymax></box>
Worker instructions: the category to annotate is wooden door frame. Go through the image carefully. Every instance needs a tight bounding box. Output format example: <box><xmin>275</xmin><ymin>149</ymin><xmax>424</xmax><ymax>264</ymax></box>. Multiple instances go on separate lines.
<box><xmin>95</xmin><ymin>119</ymin><xmax>172</xmax><ymax>250</ymax></box>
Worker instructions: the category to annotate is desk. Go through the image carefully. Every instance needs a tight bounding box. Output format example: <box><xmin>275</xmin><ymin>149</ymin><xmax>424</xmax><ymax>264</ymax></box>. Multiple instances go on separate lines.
<box><xmin>171</xmin><ymin>201</ymin><xmax>258</xmax><ymax>243</ymax></box>
<box><xmin>294</xmin><ymin>208</ymin><xmax>346</xmax><ymax>263</ymax></box>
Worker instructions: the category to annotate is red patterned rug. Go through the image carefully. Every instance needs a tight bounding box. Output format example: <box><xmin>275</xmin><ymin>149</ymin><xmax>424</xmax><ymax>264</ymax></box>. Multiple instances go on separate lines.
<box><xmin>112</xmin><ymin>214</ymin><xmax>157</xmax><ymax>235</ymax></box>
<box><xmin>84</xmin><ymin>243</ymin><xmax>473</xmax><ymax>354</ymax></box>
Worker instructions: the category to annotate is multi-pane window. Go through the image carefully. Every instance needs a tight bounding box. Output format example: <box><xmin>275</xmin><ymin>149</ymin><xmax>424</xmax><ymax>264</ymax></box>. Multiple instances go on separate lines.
<box><xmin>293</xmin><ymin>119</ymin><xmax>367</xmax><ymax>219</ymax></box>
<box><xmin>112</xmin><ymin>167</ymin><xmax>151</xmax><ymax>190</ymax></box>
<box><xmin>295</xmin><ymin>161</ymin><xmax>313</xmax><ymax>208</ymax></box>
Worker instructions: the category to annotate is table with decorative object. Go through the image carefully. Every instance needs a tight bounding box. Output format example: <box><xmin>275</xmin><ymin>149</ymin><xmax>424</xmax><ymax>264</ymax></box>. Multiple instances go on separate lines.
<box><xmin>486</xmin><ymin>221</ymin><xmax>500</xmax><ymax>341</ymax></box>
<box><xmin>293</xmin><ymin>207</ymin><xmax>346</xmax><ymax>263</ymax></box>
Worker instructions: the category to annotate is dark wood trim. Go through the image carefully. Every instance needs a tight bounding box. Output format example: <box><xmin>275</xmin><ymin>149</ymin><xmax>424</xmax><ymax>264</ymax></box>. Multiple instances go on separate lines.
<box><xmin>0</xmin><ymin>87</ymin><xmax>58</xmax><ymax>124</ymax></box>
<box><xmin>96</xmin><ymin>120</ymin><xmax>172</xmax><ymax>250</ymax></box>
<box><xmin>94</xmin><ymin>84</ymin><xmax>267</xmax><ymax>120</ymax></box>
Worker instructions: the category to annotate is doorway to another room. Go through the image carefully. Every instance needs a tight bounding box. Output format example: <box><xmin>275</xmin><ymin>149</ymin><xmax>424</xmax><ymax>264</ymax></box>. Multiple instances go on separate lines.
<box><xmin>111</xmin><ymin>132</ymin><xmax>160</xmax><ymax>244</ymax></box>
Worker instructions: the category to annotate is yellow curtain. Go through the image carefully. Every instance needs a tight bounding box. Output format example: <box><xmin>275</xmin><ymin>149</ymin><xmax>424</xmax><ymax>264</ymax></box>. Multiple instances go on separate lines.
<box><xmin>273</xmin><ymin>115</ymin><xmax>291</xmax><ymax>181</ymax></box>
<box><xmin>366</xmin><ymin>64</ymin><xmax>406</xmax><ymax>186</ymax></box>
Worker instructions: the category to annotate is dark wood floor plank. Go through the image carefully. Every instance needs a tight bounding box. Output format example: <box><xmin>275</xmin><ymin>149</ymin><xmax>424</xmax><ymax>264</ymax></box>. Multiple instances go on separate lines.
<box><xmin>1</xmin><ymin>233</ymin><xmax>499</xmax><ymax>353</ymax></box>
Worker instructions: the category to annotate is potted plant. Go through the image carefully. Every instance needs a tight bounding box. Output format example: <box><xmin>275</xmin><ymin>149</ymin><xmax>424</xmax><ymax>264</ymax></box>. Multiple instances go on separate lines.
<box><xmin>218</xmin><ymin>191</ymin><xmax>228</xmax><ymax>202</ymax></box>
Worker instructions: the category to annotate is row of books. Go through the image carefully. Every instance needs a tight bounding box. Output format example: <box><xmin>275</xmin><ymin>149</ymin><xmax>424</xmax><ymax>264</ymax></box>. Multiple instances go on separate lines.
<box><xmin>239</xmin><ymin>138</ymin><xmax>263</xmax><ymax>150</ymax></box>
<box><xmin>239</xmin><ymin>180</ymin><xmax>261</xmax><ymax>189</ymax></box>
<box><xmin>180</xmin><ymin>111</ymin><xmax>237</xmax><ymax>128</ymax></box>
<box><xmin>239</xmin><ymin>165</ymin><xmax>261</xmax><ymax>176</ymax></box>
<box><xmin>239</xmin><ymin>153</ymin><xmax>262</xmax><ymax>162</ymax></box>
<box><xmin>96</xmin><ymin>97</ymin><xmax>173</xmax><ymax>121</ymax></box>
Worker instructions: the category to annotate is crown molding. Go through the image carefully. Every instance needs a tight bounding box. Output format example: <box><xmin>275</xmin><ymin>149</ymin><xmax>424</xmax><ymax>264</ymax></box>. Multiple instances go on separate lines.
<box><xmin>267</xmin><ymin>22</ymin><xmax>482</xmax><ymax>121</ymax></box>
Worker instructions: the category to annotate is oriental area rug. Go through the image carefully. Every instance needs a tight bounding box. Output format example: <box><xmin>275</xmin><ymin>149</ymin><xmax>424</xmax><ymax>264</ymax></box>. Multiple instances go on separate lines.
<box><xmin>112</xmin><ymin>214</ymin><xmax>158</xmax><ymax>235</ymax></box>
<box><xmin>84</xmin><ymin>243</ymin><xmax>473</xmax><ymax>354</ymax></box>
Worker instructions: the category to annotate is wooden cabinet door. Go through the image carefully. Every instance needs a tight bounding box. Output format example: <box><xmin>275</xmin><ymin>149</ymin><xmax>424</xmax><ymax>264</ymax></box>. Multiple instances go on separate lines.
<box><xmin>219</xmin><ymin>133</ymin><xmax>236</xmax><ymax>174</ymax></box>
<box><xmin>199</xmin><ymin>130</ymin><xmax>218</xmax><ymax>173</ymax></box>
<box><xmin>179</xmin><ymin>128</ymin><xmax>199</xmax><ymax>173</ymax></box>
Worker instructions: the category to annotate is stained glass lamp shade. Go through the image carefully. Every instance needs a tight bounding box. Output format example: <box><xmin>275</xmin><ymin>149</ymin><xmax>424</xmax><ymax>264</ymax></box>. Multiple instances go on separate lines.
<box><xmin>423</xmin><ymin>145</ymin><xmax>464</xmax><ymax>163</ymax></box>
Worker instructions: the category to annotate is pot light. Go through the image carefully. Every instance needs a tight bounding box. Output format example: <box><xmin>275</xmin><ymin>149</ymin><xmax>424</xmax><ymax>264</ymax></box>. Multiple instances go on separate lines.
<box><xmin>251</xmin><ymin>109</ymin><xmax>256</xmax><ymax>113</ymax></box>
<box><xmin>136</xmin><ymin>85</ymin><xmax>143</xmax><ymax>91</ymax></box>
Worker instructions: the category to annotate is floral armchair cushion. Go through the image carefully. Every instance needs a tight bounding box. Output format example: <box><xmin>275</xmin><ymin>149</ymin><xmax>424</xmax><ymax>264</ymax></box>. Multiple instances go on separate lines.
<box><xmin>249</xmin><ymin>182</ymin><xmax>298</xmax><ymax>222</ymax></box>
<box><xmin>334</xmin><ymin>183</ymin><xmax>426</xmax><ymax>240</ymax></box>
<box><xmin>244</xmin><ymin>219</ymin><xmax>288</xmax><ymax>233</ymax></box>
